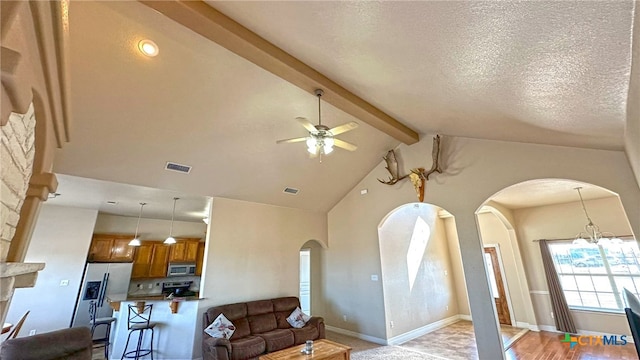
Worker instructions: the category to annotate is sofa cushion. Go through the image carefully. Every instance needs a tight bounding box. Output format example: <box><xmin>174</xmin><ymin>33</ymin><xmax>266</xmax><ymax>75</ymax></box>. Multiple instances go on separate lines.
<box><xmin>207</xmin><ymin>303</ymin><xmax>247</xmax><ymax>324</ymax></box>
<box><xmin>256</xmin><ymin>329</ymin><xmax>295</xmax><ymax>352</ymax></box>
<box><xmin>248</xmin><ymin>313</ymin><xmax>277</xmax><ymax>334</ymax></box>
<box><xmin>290</xmin><ymin>326</ymin><xmax>319</xmax><ymax>345</ymax></box>
<box><xmin>230</xmin><ymin>318</ymin><xmax>251</xmax><ymax>340</ymax></box>
<box><xmin>247</xmin><ymin>299</ymin><xmax>273</xmax><ymax>316</ymax></box>
<box><xmin>272</xmin><ymin>297</ymin><xmax>299</xmax><ymax>312</ymax></box>
<box><xmin>230</xmin><ymin>336</ymin><xmax>265</xmax><ymax>360</ymax></box>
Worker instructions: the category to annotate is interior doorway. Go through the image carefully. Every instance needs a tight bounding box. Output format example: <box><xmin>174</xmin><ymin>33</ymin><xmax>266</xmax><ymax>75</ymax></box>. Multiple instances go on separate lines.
<box><xmin>299</xmin><ymin>248</ymin><xmax>311</xmax><ymax>314</ymax></box>
<box><xmin>483</xmin><ymin>246</ymin><xmax>512</xmax><ymax>325</ymax></box>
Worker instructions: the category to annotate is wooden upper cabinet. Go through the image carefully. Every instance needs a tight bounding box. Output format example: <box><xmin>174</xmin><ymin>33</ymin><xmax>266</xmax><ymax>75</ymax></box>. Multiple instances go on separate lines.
<box><xmin>169</xmin><ymin>238</ymin><xmax>200</xmax><ymax>262</ymax></box>
<box><xmin>131</xmin><ymin>242</ymin><xmax>154</xmax><ymax>278</ymax></box>
<box><xmin>131</xmin><ymin>241</ymin><xmax>171</xmax><ymax>279</ymax></box>
<box><xmin>195</xmin><ymin>241</ymin><xmax>206</xmax><ymax>276</ymax></box>
<box><xmin>148</xmin><ymin>244</ymin><xmax>170</xmax><ymax>278</ymax></box>
<box><xmin>88</xmin><ymin>234</ymin><xmax>135</xmax><ymax>262</ymax></box>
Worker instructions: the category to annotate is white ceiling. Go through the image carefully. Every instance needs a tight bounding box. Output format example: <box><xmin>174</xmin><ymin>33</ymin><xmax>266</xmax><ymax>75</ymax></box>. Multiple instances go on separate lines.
<box><xmin>51</xmin><ymin>1</ymin><xmax>637</xmax><ymax>215</ymax></box>
<box><xmin>47</xmin><ymin>174</ymin><xmax>211</xmax><ymax>222</ymax></box>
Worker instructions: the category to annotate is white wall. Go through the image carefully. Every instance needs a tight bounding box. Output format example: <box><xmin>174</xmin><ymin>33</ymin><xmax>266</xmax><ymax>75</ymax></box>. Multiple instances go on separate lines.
<box><xmin>93</xmin><ymin>213</ymin><xmax>206</xmax><ymax>240</ymax></box>
<box><xmin>327</xmin><ymin>135</ymin><xmax>640</xmax><ymax>359</ymax></box>
<box><xmin>443</xmin><ymin>216</ymin><xmax>470</xmax><ymax>317</ymax></box>
<box><xmin>6</xmin><ymin>204</ymin><xmax>98</xmax><ymax>336</ymax></box>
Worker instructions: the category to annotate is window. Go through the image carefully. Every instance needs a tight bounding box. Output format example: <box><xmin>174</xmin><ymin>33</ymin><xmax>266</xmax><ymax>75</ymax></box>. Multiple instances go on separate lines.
<box><xmin>548</xmin><ymin>240</ymin><xmax>640</xmax><ymax>312</ymax></box>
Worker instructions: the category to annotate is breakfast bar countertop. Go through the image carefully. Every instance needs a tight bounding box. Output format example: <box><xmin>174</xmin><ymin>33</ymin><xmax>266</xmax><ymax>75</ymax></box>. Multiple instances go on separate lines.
<box><xmin>108</xmin><ymin>293</ymin><xmax>202</xmax><ymax>302</ymax></box>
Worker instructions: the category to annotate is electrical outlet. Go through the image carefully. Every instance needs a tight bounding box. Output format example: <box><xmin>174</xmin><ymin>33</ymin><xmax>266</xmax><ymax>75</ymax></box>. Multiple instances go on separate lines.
<box><xmin>148</xmin><ymin>284</ymin><xmax>153</xmax><ymax>289</ymax></box>
<box><xmin>59</xmin><ymin>280</ymin><xmax>69</xmax><ymax>286</ymax></box>
<box><xmin>446</xmin><ymin>305</ymin><xmax>449</xmax><ymax>311</ymax></box>
<box><xmin>390</xmin><ymin>321</ymin><xmax>394</xmax><ymax>328</ymax></box>
<box><xmin>29</xmin><ymin>330</ymin><xmax>36</xmax><ymax>336</ymax></box>
<box><xmin>343</xmin><ymin>315</ymin><xmax>347</xmax><ymax>322</ymax></box>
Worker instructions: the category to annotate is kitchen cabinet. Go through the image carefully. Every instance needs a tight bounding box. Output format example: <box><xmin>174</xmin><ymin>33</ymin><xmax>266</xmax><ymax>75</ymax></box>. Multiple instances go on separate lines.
<box><xmin>169</xmin><ymin>238</ymin><xmax>200</xmax><ymax>262</ymax></box>
<box><xmin>88</xmin><ymin>234</ymin><xmax>135</xmax><ymax>262</ymax></box>
<box><xmin>131</xmin><ymin>241</ymin><xmax>171</xmax><ymax>279</ymax></box>
<box><xmin>148</xmin><ymin>244</ymin><xmax>170</xmax><ymax>278</ymax></box>
<box><xmin>195</xmin><ymin>241</ymin><xmax>206</xmax><ymax>276</ymax></box>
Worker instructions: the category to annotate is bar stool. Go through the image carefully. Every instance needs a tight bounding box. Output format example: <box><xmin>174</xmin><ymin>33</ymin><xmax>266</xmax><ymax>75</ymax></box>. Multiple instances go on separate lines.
<box><xmin>121</xmin><ymin>303</ymin><xmax>156</xmax><ymax>360</ymax></box>
<box><xmin>89</xmin><ymin>301</ymin><xmax>116</xmax><ymax>358</ymax></box>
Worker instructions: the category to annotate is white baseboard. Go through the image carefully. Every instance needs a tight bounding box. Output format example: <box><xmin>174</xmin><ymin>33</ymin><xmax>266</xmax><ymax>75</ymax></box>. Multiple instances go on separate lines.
<box><xmin>325</xmin><ymin>325</ymin><xmax>387</xmax><ymax>345</ymax></box>
<box><xmin>386</xmin><ymin>315</ymin><xmax>462</xmax><ymax>345</ymax></box>
<box><xmin>327</xmin><ymin>315</ymin><xmax>464</xmax><ymax>346</ymax></box>
<box><xmin>536</xmin><ymin>325</ymin><xmax>634</xmax><ymax>343</ymax></box>
<box><xmin>459</xmin><ymin>314</ymin><xmax>472</xmax><ymax>321</ymax></box>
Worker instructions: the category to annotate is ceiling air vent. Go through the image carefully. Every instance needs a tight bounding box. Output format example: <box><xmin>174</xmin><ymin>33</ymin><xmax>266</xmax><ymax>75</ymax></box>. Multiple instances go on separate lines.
<box><xmin>165</xmin><ymin>162</ymin><xmax>192</xmax><ymax>174</ymax></box>
<box><xmin>283</xmin><ymin>187</ymin><xmax>300</xmax><ymax>195</ymax></box>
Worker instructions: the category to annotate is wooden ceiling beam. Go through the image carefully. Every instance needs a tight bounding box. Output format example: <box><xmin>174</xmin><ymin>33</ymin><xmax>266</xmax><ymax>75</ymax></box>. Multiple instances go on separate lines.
<box><xmin>139</xmin><ymin>0</ymin><xmax>419</xmax><ymax>145</ymax></box>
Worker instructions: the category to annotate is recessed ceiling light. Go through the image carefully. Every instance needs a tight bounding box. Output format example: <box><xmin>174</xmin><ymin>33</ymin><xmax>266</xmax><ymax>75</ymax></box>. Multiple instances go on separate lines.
<box><xmin>138</xmin><ymin>39</ymin><xmax>159</xmax><ymax>57</ymax></box>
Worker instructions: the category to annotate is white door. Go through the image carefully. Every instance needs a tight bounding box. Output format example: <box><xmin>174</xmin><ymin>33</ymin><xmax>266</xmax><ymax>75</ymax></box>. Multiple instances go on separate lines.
<box><xmin>299</xmin><ymin>249</ymin><xmax>311</xmax><ymax>314</ymax></box>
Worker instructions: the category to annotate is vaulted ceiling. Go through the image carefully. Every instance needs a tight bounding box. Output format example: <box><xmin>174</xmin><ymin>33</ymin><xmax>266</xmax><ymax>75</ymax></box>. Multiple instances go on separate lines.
<box><xmin>53</xmin><ymin>0</ymin><xmax>639</xmax><ymax>215</ymax></box>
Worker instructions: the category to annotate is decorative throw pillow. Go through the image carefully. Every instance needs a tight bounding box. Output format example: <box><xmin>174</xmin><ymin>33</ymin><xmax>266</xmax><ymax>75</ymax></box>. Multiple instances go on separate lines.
<box><xmin>287</xmin><ymin>307</ymin><xmax>311</xmax><ymax>328</ymax></box>
<box><xmin>204</xmin><ymin>313</ymin><xmax>236</xmax><ymax>339</ymax></box>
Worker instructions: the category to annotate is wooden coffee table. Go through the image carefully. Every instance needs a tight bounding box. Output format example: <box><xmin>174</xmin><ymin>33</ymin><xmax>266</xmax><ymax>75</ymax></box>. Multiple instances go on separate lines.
<box><xmin>259</xmin><ymin>339</ymin><xmax>351</xmax><ymax>360</ymax></box>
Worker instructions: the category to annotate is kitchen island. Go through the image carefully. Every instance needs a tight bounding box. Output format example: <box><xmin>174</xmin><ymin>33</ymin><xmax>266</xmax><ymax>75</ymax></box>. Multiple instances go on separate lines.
<box><xmin>108</xmin><ymin>297</ymin><xmax>203</xmax><ymax>360</ymax></box>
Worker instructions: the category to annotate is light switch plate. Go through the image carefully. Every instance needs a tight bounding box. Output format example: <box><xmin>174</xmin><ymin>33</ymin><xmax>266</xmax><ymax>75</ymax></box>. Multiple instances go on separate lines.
<box><xmin>371</xmin><ymin>274</ymin><xmax>379</xmax><ymax>281</ymax></box>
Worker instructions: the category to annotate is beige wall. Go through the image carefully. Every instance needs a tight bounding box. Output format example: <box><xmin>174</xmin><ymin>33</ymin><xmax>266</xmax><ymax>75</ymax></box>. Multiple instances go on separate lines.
<box><xmin>478</xmin><ymin>212</ymin><xmax>531</xmax><ymax>326</ymax></box>
<box><xmin>514</xmin><ymin>196</ymin><xmax>634</xmax><ymax>335</ymax></box>
<box><xmin>6</xmin><ymin>204</ymin><xmax>98</xmax><ymax>336</ymax></box>
<box><xmin>444</xmin><ymin>216</ymin><xmax>470</xmax><ymax>316</ymax></box>
<box><xmin>379</xmin><ymin>203</ymin><xmax>458</xmax><ymax>338</ymax></box>
<box><xmin>193</xmin><ymin>197</ymin><xmax>327</xmax><ymax>358</ymax></box>
<box><xmin>327</xmin><ymin>135</ymin><xmax>640</xmax><ymax>358</ymax></box>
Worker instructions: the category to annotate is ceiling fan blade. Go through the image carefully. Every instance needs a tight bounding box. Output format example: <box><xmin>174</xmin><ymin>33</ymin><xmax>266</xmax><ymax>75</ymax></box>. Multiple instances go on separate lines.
<box><xmin>296</xmin><ymin>117</ymin><xmax>318</xmax><ymax>133</ymax></box>
<box><xmin>334</xmin><ymin>139</ymin><xmax>358</xmax><ymax>151</ymax></box>
<box><xmin>329</xmin><ymin>122</ymin><xmax>358</xmax><ymax>136</ymax></box>
<box><xmin>276</xmin><ymin>137</ymin><xmax>307</xmax><ymax>144</ymax></box>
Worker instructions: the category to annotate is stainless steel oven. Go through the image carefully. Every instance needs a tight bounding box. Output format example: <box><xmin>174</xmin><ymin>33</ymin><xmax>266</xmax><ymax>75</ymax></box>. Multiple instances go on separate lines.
<box><xmin>167</xmin><ymin>263</ymin><xmax>196</xmax><ymax>277</ymax></box>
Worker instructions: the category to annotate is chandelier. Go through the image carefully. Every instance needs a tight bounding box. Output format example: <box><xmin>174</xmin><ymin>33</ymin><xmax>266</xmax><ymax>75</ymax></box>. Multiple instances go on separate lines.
<box><xmin>572</xmin><ymin>187</ymin><xmax>621</xmax><ymax>246</ymax></box>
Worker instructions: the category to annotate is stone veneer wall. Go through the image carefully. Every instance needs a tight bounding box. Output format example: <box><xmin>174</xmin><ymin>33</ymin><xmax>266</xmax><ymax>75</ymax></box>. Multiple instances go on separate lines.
<box><xmin>1</xmin><ymin>104</ymin><xmax>36</xmax><ymax>261</ymax></box>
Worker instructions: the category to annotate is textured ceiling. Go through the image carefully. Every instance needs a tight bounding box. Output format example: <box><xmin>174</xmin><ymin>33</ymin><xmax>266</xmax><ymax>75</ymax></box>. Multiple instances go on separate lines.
<box><xmin>52</xmin><ymin>1</ymin><xmax>637</xmax><ymax>214</ymax></box>
<box><xmin>211</xmin><ymin>1</ymin><xmax>634</xmax><ymax>150</ymax></box>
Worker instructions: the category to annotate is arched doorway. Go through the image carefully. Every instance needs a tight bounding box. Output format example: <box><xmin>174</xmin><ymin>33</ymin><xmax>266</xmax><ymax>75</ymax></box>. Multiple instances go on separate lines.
<box><xmin>300</xmin><ymin>240</ymin><xmax>325</xmax><ymax>316</ymax></box>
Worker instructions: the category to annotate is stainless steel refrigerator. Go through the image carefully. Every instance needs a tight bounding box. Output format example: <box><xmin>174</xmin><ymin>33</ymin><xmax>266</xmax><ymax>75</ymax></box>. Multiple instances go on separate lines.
<box><xmin>71</xmin><ymin>262</ymin><xmax>133</xmax><ymax>339</ymax></box>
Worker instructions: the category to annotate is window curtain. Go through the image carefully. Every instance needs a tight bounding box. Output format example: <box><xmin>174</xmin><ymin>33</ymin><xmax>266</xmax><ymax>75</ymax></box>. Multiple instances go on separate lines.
<box><xmin>539</xmin><ymin>240</ymin><xmax>577</xmax><ymax>333</ymax></box>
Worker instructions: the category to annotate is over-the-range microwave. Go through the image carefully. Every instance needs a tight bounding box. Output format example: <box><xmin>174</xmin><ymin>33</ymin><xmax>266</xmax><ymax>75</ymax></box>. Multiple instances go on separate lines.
<box><xmin>167</xmin><ymin>263</ymin><xmax>196</xmax><ymax>277</ymax></box>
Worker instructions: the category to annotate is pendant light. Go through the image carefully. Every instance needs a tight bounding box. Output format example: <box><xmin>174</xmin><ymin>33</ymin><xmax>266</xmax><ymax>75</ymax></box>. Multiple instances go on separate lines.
<box><xmin>164</xmin><ymin>197</ymin><xmax>179</xmax><ymax>245</ymax></box>
<box><xmin>128</xmin><ymin>202</ymin><xmax>147</xmax><ymax>246</ymax></box>
<box><xmin>572</xmin><ymin>187</ymin><xmax>621</xmax><ymax>246</ymax></box>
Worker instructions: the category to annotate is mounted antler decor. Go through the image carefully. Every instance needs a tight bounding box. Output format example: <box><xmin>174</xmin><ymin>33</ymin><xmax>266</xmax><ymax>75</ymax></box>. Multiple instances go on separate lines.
<box><xmin>377</xmin><ymin>135</ymin><xmax>442</xmax><ymax>202</ymax></box>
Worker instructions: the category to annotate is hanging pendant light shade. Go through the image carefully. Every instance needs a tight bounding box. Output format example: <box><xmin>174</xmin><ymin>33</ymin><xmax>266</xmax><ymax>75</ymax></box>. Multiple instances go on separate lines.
<box><xmin>164</xmin><ymin>197</ymin><xmax>179</xmax><ymax>245</ymax></box>
<box><xmin>128</xmin><ymin>202</ymin><xmax>147</xmax><ymax>246</ymax></box>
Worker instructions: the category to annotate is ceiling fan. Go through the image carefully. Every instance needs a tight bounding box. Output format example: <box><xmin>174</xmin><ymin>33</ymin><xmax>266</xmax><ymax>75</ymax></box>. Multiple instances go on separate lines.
<box><xmin>276</xmin><ymin>89</ymin><xmax>358</xmax><ymax>158</ymax></box>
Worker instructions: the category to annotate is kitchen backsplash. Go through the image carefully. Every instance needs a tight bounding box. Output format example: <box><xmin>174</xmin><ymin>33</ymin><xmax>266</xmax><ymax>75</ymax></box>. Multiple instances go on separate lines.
<box><xmin>128</xmin><ymin>275</ymin><xmax>201</xmax><ymax>296</ymax></box>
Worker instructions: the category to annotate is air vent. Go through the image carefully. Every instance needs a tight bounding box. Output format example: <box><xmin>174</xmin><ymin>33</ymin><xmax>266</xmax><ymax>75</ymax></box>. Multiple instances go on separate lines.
<box><xmin>165</xmin><ymin>162</ymin><xmax>192</xmax><ymax>174</ymax></box>
<box><xmin>106</xmin><ymin>201</ymin><xmax>118</xmax><ymax>205</ymax></box>
<box><xmin>283</xmin><ymin>187</ymin><xmax>299</xmax><ymax>195</ymax></box>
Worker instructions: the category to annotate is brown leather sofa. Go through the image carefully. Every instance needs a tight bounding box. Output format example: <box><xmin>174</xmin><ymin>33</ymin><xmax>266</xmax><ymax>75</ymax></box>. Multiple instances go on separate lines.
<box><xmin>202</xmin><ymin>296</ymin><xmax>325</xmax><ymax>360</ymax></box>
<box><xmin>0</xmin><ymin>326</ymin><xmax>92</xmax><ymax>360</ymax></box>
